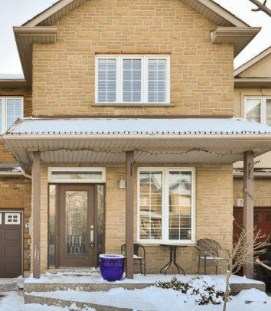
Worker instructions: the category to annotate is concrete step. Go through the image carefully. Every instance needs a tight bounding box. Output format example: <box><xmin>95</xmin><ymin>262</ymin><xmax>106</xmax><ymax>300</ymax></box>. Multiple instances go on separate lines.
<box><xmin>24</xmin><ymin>281</ymin><xmax>152</xmax><ymax>293</ymax></box>
<box><xmin>24</xmin><ymin>292</ymin><xmax>132</xmax><ymax>311</ymax></box>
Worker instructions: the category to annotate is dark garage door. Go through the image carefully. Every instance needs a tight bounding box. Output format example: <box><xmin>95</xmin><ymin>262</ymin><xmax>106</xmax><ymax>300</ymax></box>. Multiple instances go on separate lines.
<box><xmin>0</xmin><ymin>212</ymin><xmax>22</xmax><ymax>278</ymax></box>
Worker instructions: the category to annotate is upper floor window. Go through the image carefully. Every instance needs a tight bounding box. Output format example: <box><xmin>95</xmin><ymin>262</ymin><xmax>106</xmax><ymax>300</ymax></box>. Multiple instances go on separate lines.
<box><xmin>0</xmin><ymin>97</ymin><xmax>23</xmax><ymax>134</ymax></box>
<box><xmin>244</xmin><ymin>96</ymin><xmax>271</xmax><ymax>125</ymax></box>
<box><xmin>138</xmin><ymin>168</ymin><xmax>195</xmax><ymax>244</ymax></box>
<box><xmin>95</xmin><ymin>55</ymin><xmax>170</xmax><ymax>104</ymax></box>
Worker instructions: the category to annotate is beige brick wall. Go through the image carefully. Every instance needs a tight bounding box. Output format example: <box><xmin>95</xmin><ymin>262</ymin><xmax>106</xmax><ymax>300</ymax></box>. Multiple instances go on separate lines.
<box><xmin>32</xmin><ymin>0</ymin><xmax>234</xmax><ymax>117</ymax></box>
<box><xmin>234</xmin><ymin>178</ymin><xmax>271</xmax><ymax>207</ymax></box>
<box><xmin>0</xmin><ymin>177</ymin><xmax>31</xmax><ymax>271</ymax></box>
<box><xmin>37</xmin><ymin>164</ymin><xmax>233</xmax><ymax>274</ymax></box>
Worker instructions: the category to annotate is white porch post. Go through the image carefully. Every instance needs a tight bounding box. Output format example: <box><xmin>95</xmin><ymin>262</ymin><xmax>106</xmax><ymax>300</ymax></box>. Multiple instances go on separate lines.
<box><xmin>32</xmin><ymin>152</ymin><xmax>41</xmax><ymax>278</ymax></box>
<box><xmin>126</xmin><ymin>151</ymin><xmax>134</xmax><ymax>279</ymax></box>
<box><xmin>243</xmin><ymin>151</ymin><xmax>254</xmax><ymax>279</ymax></box>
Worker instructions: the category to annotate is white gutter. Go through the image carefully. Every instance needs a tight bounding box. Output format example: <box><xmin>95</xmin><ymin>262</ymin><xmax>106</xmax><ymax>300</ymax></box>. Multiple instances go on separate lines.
<box><xmin>3</xmin><ymin>134</ymin><xmax>271</xmax><ymax>140</ymax></box>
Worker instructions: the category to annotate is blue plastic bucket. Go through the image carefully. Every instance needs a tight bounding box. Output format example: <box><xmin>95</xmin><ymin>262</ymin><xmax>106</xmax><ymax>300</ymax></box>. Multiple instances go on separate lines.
<box><xmin>99</xmin><ymin>254</ymin><xmax>125</xmax><ymax>282</ymax></box>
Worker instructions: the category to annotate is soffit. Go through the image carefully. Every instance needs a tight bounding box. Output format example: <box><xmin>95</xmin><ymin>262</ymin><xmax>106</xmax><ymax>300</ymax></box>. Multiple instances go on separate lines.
<box><xmin>211</xmin><ymin>27</ymin><xmax>261</xmax><ymax>57</ymax></box>
<box><xmin>13</xmin><ymin>27</ymin><xmax>58</xmax><ymax>85</ymax></box>
<box><xmin>234</xmin><ymin>78</ymin><xmax>271</xmax><ymax>88</ymax></box>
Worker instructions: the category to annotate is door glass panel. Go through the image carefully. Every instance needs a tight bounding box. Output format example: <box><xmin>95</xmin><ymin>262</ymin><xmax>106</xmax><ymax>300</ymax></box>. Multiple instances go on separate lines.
<box><xmin>49</xmin><ymin>185</ymin><xmax>56</xmax><ymax>267</ymax></box>
<box><xmin>65</xmin><ymin>191</ymin><xmax>87</xmax><ymax>256</ymax></box>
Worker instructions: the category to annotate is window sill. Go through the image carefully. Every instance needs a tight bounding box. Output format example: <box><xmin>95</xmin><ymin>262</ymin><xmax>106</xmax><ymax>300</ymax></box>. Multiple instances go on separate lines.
<box><xmin>92</xmin><ymin>103</ymin><xmax>175</xmax><ymax>108</ymax></box>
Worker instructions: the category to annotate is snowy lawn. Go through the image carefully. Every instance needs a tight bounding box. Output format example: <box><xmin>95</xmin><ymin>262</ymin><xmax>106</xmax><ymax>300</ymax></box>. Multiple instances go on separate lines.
<box><xmin>0</xmin><ymin>275</ymin><xmax>270</xmax><ymax>310</ymax></box>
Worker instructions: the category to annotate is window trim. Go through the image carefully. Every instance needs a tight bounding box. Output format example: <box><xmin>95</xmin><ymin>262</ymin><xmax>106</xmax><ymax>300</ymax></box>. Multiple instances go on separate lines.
<box><xmin>95</xmin><ymin>55</ymin><xmax>170</xmax><ymax>105</ymax></box>
<box><xmin>0</xmin><ymin>96</ymin><xmax>24</xmax><ymax>134</ymax></box>
<box><xmin>137</xmin><ymin>167</ymin><xmax>196</xmax><ymax>245</ymax></box>
<box><xmin>48</xmin><ymin>167</ymin><xmax>106</xmax><ymax>183</ymax></box>
<box><xmin>244</xmin><ymin>96</ymin><xmax>271</xmax><ymax>125</ymax></box>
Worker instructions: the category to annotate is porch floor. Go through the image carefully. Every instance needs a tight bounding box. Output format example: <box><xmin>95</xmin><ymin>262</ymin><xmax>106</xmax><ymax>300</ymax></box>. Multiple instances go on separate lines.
<box><xmin>24</xmin><ymin>269</ymin><xmax>265</xmax><ymax>310</ymax></box>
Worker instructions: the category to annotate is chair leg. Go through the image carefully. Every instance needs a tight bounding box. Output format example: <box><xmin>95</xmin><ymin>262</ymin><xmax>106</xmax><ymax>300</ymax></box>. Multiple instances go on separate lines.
<box><xmin>139</xmin><ymin>260</ymin><xmax>143</xmax><ymax>275</ymax></box>
<box><xmin>204</xmin><ymin>257</ymin><xmax>207</xmax><ymax>275</ymax></box>
<box><xmin>198</xmin><ymin>256</ymin><xmax>200</xmax><ymax>274</ymax></box>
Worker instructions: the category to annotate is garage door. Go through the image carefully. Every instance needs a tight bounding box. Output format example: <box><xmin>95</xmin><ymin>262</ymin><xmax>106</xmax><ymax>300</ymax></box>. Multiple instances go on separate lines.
<box><xmin>0</xmin><ymin>212</ymin><xmax>22</xmax><ymax>278</ymax></box>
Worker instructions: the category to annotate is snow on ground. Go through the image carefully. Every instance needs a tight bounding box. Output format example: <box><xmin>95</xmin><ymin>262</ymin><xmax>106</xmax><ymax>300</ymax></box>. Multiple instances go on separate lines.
<box><xmin>0</xmin><ymin>275</ymin><xmax>270</xmax><ymax>311</ymax></box>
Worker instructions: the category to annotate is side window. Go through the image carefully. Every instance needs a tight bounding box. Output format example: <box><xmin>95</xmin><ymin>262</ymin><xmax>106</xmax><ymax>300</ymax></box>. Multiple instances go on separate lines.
<box><xmin>0</xmin><ymin>97</ymin><xmax>23</xmax><ymax>133</ymax></box>
<box><xmin>244</xmin><ymin>96</ymin><xmax>271</xmax><ymax>125</ymax></box>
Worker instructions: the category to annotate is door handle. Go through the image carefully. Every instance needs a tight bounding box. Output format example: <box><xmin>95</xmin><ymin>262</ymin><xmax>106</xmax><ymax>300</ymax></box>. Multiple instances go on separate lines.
<box><xmin>90</xmin><ymin>225</ymin><xmax>95</xmax><ymax>248</ymax></box>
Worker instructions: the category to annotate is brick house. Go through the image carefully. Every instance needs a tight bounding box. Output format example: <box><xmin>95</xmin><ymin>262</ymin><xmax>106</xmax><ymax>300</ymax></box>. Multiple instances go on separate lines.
<box><xmin>1</xmin><ymin>0</ymin><xmax>271</xmax><ymax>279</ymax></box>
<box><xmin>234</xmin><ymin>47</ymin><xmax>271</xmax><ymax>241</ymax></box>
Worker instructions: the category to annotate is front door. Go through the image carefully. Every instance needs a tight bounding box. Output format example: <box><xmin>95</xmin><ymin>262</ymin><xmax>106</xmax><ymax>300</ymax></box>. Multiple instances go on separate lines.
<box><xmin>58</xmin><ymin>185</ymin><xmax>96</xmax><ymax>267</ymax></box>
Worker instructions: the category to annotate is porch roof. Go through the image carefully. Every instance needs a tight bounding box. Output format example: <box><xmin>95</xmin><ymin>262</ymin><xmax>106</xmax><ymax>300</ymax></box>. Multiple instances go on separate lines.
<box><xmin>3</xmin><ymin>117</ymin><xmax>271</xmax><ymax>167</ymax></box>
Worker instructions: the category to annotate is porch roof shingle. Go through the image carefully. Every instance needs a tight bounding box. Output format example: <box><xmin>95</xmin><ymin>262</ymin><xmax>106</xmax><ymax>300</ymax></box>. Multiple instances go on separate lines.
<box><xmin>5</xmin><ymin>117</ymin><xmax>271</xmax><ymax>136</ymax></box>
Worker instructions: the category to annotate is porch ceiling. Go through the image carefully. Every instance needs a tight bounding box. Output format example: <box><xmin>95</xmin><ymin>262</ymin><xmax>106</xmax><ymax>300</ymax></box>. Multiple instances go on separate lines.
<box><xmin>3</xmin><ymin>117</ymin><xmax>271</xmax><ymax>167</ymax></box>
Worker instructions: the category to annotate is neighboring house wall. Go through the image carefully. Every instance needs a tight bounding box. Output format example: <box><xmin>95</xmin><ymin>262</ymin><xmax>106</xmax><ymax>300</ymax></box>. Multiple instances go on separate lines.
<box><xmin>32</xmin><ymin>0</ymin><xmax>234</xmax><ymax>117</ymax></box>
<box><xmin>0</xmin><ymin>88</ymin><xmax>32</xmax><ymax>273</ymax></box>
<box><xmin>0</xmin><ymin>177</ymin><xmax>31</xmax><ymax>272</ymax></box>
<box><xmin>0</xmin><ymin>88</ymin><xmax>32</xmax><ymax>162</ymax></box>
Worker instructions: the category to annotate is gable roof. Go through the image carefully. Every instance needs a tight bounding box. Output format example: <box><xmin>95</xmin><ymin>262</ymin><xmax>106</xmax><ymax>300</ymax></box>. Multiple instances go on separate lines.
<box><xmin>24</xmin><ymin>0</ymin><xmax>249</xmax><ymax>27</ymax></box>
<box><xmin>234</xmin><ymin>46</ymin><xmax>271</xmax><ymax>88</ymax></box>
<box><xmin>11</xmin><ymin>0</ymin><xmax>259</xmax><ymax>86</ymax></box>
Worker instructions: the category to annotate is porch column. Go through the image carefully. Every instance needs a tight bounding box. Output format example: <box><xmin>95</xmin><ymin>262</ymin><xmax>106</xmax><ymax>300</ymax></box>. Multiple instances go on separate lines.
<box><xmin>32</xmin><ymin>152</ymin><xmax>41</xmax><ymax>278</ymax></box>
<box><xmin>243</xmin><ymin>151</ymin><xmax>254</xmax><ymax>279</ymax></box>
<box><xmin>126</xmin><ymin>151</ymin><xmax>134</xmax><ymax>279</ymax></box>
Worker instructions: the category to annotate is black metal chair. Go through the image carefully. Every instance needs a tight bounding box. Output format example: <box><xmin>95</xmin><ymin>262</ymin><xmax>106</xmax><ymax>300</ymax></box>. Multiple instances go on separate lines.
<box><xmin>196</xmin><ymin>238</ymin><xmax>229</xmax><ymax>274</ymax></box>
<box><xmin>121</xmin><ymin>243</ymin><xmax>146</xmax><ymax>275</ymax></box>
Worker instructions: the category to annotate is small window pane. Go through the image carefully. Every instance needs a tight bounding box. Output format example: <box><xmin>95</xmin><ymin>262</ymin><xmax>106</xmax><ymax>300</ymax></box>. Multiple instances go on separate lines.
<box><xmin>245</xmin><ymin>98</ymin><xmax>261</xmax><ymax>123</ymax></box>
<box><xmin>168</xmin><ymin>171</ymin><xmax>192</xmax><ymax>240</ymax></box>
<box><xmin>98</xmin><ymin>59</ymin><xmax>116</xmax><ymax>102</ymax></box>
<box><xmin>139</xmin><ymin>171</ymin><xmax>162</xmax><ymax>240</ymax></box>
<box><xmin>148</xmin><ymin>59</ymin><xmax>167</xmax><ymax>103</ymax></box>
<box><xmin>123</xmin><ymin>59</ymin><xmax>142</xmax><ymax>102</ymax></box>
<box><xmin>266</xmin><ymin>99</ymin><xmax>271</xmax><ymax>125</ymax></box>
<box><xmin>6</xmin><ymin>98</ymin><xmax>23</xmax><ymax>129</ymax></box>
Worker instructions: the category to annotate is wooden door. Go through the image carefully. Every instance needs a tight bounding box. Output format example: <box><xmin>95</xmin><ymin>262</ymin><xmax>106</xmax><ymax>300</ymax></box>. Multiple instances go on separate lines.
<box><xmin>233</xmin><ymin>207</ymin><xmax>271</xmax><ymax>242</ymax></box>
<box><xmin>58</xmin><ymin>185</ymin><xmax>96</xmax><ymax>267</ymax></box>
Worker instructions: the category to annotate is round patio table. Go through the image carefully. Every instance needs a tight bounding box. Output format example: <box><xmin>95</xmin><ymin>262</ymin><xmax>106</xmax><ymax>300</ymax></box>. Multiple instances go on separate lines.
<box><xmin>160</xmin><ymin>244</ymin><xmax>187</xmax><ymax>275</ymax></box>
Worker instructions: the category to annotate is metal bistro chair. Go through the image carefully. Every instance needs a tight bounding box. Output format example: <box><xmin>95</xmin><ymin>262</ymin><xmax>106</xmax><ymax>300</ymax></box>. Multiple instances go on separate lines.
<box><xmin>121</xmin><ymin>243</ymin><xmax>146</xmax><ymax>275</ymax></box>
<box><xmin>196</xmin><ymin>238</ymin><xmax>229</xmax><ymax>274</ymax></box>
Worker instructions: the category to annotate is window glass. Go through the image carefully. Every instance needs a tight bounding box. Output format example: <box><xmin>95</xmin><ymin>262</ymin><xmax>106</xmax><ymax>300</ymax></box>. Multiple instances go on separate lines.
<box><xmin>266</xmin><ymin>99</ymin><xmax>271</xmax><ymax>125</ymax></box>
<box><xmin>168</xmin><ymin>171</ymin><xmax>192</xmax><ymax>240</ymax></box>
<box><xmin>245</xmin><ymin>98</ymin><xmax>261</xmax><ymax>123</ymax></box>
<box><xmin>0</xmin><ymin>97</ymin><xmax>23</xmax><ymax>133</ymax></box>
<box><xmin>138</xmin><ymin>168</ymin><xmax>194</xmax><ymax>243</ymax></box>
<box><xmin>98</xmin><ymin>58</ymin><xmax>117</xmax><ymax>102</ymax></box>
<box><xmin>96</xmin><ymin>56</ymin><xmax>169</xmax><ymax>104</ymax></box>
<box><xmin>148</xmin><ymin>59</ymin><xmax>167</xmax><ymax>103</ymax></box>
<box><xmin>7</xmin><ymin>98</ymin><xmax>23</xmax><ymax>129</ymax></box>
<box><xmin>123</xmin><ymin>59</ymin><xmax>141</xmax><ymax>102</ymax></box>
<box><xmin>139</xmin><ymin>171</ymin><xmax>162</xmax><ymax>240</ymax></box>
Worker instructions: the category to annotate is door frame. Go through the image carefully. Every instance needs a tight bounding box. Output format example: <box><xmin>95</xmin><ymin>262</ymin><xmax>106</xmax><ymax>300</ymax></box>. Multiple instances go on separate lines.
<box><xmin>0</xmin><ymin>209</ymin><xmax>24</xmax><ymax>277</ymax></box>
